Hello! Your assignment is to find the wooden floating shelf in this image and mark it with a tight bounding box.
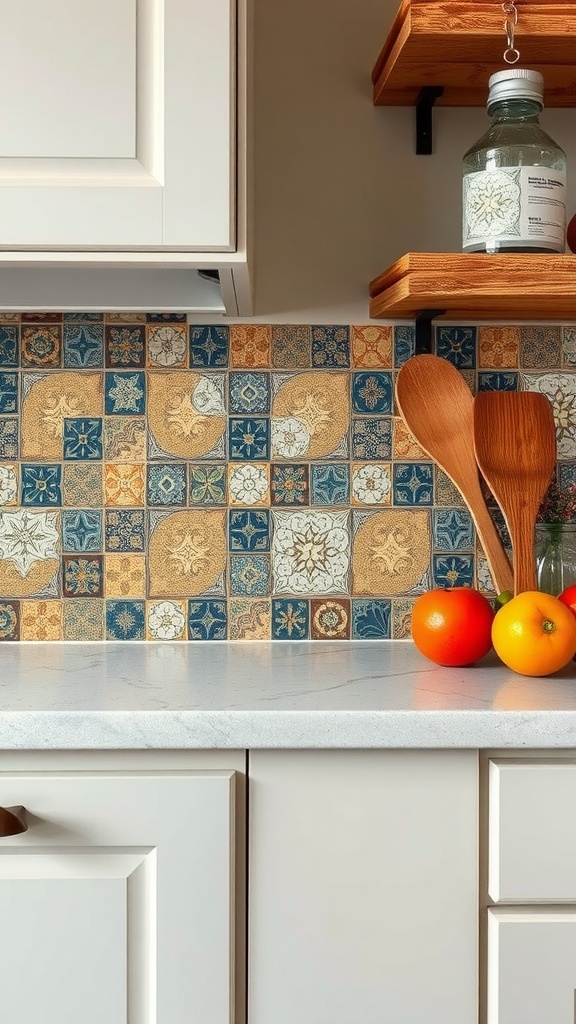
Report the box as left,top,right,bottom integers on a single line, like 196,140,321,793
373,0,576,107
369,253,576,321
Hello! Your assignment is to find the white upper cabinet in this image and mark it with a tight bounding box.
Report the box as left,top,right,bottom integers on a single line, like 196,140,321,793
0,0,235,251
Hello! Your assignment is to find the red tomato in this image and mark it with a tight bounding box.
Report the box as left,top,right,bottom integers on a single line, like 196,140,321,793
411,587,494,667
558,583,576,620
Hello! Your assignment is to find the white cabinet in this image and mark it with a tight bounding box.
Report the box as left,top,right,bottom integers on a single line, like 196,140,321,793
487,909,576,1024
249,750,479,1024
0,0,251,314
0,0,234,251
0,751,245,1024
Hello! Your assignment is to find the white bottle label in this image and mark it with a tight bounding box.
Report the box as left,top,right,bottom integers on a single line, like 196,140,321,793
463,166,566,251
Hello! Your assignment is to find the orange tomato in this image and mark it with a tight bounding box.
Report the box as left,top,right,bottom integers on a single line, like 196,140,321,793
411,587,494,667
492,591,576,677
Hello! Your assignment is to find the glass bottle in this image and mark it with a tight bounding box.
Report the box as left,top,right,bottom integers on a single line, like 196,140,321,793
463,69,567,254
535,522,576,597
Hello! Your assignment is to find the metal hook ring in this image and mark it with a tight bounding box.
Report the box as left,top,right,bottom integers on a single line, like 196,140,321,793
504,46,521,64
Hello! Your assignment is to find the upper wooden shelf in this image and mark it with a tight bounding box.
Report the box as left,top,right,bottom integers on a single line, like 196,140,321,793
372,0,576,107
369,253,576,321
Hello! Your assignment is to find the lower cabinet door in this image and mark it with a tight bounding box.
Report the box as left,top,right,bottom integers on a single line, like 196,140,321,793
0,770,237,1024
488,908,576,1023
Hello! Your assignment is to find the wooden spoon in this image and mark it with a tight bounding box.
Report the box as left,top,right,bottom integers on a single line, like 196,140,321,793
473,391,556,595
395,354,513,595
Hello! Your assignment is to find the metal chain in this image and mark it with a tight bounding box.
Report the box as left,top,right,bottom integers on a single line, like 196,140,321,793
502,1,520,64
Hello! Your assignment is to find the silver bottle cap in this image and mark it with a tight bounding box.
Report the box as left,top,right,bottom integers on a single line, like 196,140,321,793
487,69,544,109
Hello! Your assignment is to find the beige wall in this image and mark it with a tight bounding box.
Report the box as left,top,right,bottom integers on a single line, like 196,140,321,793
233,0,576,323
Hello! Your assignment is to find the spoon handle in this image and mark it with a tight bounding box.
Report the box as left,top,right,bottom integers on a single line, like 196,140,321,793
507,515,538,595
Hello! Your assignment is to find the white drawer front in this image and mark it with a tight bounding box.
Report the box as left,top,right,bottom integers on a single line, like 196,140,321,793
489,760,576,902
487,908,576,1024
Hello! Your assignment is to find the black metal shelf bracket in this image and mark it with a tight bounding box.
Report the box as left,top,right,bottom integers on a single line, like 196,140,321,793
415,86,444,154
414,309,445,354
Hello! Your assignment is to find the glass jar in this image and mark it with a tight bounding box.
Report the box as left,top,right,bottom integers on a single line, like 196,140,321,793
463,69,567,254
535,522,576,596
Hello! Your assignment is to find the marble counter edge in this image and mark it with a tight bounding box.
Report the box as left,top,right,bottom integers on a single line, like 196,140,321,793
1,708,576,749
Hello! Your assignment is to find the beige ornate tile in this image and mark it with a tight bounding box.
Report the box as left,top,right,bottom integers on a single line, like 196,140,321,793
393,417,426,460
146,599,187,640
272,372,349,459
228,464,270,506
148,509,226,597
229,598,270,639
63,599,104,640
63,464,103,507
103,417,146,462
21,371,103,460
20,599,63,640
392,597,415,639
147,371,225,460
351,463,391,505
352,509,430,596
146,324,188,368
0,464,18,506
104,554,146,597
272,509,350,595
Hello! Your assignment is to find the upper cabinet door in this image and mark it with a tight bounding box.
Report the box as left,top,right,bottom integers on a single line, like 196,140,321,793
0,0,235,250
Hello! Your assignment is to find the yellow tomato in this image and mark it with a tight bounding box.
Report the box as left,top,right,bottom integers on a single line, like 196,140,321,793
492,591,576,677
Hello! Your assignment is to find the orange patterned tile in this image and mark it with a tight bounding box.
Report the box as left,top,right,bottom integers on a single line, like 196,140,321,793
230,325,271,368
351,326,392,368
104,463,145,506
479,327,520,368
20,599,63,640
393,417,427,460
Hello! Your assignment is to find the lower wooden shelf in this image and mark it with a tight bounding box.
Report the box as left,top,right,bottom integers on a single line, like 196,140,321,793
369,253,576,321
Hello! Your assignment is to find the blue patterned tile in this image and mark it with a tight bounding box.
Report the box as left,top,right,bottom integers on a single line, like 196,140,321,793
105,509,146,552
0,418,18,459
0,600,19,640
352,599,391,639
478,371,518,392
63,555,103,597
189,464,226,505
63,418,103,460
311,326,350,368
0,327,17,367
21,464,62,506
188,599,227,639
271,464,308,505
432,508,473,550
559,462,576,491
62,509,102,552
393,463,433,506
64,313,104,322
436,327,476,368
310,463,349,505
0,373,17,413
228,417,270,460
272,599,309,639
351,417,392,459
229,372,270,413
63,323,104,368
189,325,229,367
230,554,271,596
394,325,415,367
432,554,474,588
106,599,145,640
105,372,146,415
147,464,186,506
352,372,392,414
105,324,145,367
228,509,270,551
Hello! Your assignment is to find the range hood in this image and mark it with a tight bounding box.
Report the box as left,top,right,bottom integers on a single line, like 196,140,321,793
0,264,250,315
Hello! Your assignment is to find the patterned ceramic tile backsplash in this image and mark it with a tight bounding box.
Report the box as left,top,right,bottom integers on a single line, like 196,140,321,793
0,313,571,641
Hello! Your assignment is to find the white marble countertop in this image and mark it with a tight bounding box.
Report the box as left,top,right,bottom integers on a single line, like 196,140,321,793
0,641,576,749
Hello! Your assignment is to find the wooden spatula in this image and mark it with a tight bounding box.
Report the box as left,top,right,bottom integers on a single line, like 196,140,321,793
473,391,556,595
396,354,513,595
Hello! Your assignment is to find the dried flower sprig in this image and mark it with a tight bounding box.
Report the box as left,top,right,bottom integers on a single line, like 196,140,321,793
537,478,576,524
